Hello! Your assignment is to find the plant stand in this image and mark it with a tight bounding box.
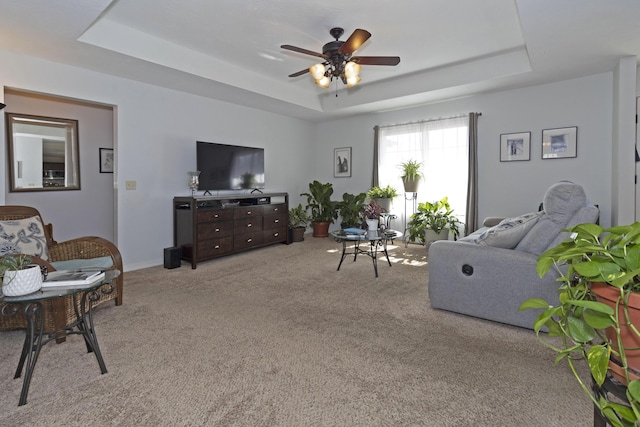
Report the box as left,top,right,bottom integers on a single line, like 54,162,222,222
403,192,417,247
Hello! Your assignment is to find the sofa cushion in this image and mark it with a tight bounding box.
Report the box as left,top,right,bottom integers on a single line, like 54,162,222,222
0,216,49,260
460,212,542,249
50,256,114,271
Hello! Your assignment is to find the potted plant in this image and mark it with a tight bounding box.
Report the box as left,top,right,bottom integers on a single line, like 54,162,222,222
367,185,398,213
301,180,338,237
338,192,367,229
407,197,461,246
288,203,310,242
0,254,43,296
361,199,386,231
520,222,640,427
399,160,423,193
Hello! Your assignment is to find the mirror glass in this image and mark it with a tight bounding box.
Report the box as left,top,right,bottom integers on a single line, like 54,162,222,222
6,113,80,192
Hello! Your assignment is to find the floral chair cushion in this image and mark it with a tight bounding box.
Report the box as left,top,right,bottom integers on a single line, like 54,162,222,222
0,216,49,260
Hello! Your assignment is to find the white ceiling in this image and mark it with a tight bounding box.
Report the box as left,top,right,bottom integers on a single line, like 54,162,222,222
2,0,640,122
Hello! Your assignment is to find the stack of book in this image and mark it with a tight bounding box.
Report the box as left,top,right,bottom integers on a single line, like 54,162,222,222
42,270,105,289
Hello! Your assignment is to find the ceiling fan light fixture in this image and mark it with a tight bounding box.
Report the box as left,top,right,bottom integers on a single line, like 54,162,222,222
344,61,361,78
346,75,361,88
315,76,331,88
309,63,326,80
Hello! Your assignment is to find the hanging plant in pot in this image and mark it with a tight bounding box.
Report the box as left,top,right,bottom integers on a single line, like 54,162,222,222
520,222,640,427
399,160,423,193
0,254,44,297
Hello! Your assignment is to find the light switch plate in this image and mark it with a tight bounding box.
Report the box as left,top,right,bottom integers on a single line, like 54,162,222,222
125,180,137,190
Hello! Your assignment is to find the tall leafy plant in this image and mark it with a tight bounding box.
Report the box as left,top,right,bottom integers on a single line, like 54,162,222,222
300,180,338,224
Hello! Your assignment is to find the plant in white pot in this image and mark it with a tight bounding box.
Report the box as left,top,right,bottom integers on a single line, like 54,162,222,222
0,254,43,296
407,197,461,246
520,222,640,427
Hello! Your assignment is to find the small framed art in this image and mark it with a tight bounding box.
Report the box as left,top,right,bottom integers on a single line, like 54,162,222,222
542,126,577,159
334,147,351,178
99,148,114,173
500,132,531,162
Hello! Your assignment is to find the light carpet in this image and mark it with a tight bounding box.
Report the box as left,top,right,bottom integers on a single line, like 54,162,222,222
0,237,591,426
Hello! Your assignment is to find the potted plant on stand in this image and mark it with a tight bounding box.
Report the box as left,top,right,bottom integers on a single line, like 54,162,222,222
301,180,338,238
367,185,398,213
407,197,461,247
288,203,310,243
399,160,423,193
338,192,367,229
0,254,44,297
520,222,640,427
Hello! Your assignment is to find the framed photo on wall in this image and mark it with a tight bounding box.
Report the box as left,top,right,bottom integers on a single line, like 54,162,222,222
500,132,531,162
542,126,577,159
99,148,114,173
334,147,351,178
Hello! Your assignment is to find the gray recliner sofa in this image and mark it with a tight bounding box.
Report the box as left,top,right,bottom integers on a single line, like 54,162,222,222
427,181,599,329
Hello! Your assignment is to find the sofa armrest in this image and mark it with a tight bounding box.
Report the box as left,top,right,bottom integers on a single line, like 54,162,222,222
482,217,504,227
427,240,559,329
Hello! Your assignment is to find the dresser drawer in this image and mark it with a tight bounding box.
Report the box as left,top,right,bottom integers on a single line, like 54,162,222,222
263,203,286,216
263,212,287,230
234,217,263,234
197,236,233,259
234,205,263,219
197,208,233,223
263,227,287,244
234,231,263,251
199,222,234,239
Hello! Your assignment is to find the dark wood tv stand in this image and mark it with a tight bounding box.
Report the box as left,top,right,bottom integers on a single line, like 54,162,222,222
173,192,289,269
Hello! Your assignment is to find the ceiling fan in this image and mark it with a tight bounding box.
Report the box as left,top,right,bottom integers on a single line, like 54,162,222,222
281,27,400,88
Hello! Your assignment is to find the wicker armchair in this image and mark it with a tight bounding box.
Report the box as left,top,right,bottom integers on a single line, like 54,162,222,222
0,206,123,338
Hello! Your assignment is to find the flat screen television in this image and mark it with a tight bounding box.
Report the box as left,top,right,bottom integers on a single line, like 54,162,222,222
196,141,265,191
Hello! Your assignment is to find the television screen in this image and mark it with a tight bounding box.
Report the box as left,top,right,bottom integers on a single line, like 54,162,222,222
196,141,265,191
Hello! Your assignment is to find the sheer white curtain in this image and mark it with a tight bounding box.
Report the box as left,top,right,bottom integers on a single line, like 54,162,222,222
376,115,469,231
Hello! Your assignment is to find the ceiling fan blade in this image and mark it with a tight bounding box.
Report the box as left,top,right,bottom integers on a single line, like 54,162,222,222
338,29,371,55
281,44,326,59
288,68,310,78
352,56,401,66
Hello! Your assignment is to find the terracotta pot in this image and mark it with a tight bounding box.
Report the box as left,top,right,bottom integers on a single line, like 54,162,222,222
591,282,640,384
311,221,330,238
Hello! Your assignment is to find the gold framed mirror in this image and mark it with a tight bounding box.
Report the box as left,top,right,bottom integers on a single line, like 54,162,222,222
6,113,80,192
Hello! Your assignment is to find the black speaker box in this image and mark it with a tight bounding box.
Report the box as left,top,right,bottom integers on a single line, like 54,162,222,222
164,247,182,269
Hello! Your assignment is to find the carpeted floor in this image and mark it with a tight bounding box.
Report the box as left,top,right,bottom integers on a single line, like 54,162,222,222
0,237,591,426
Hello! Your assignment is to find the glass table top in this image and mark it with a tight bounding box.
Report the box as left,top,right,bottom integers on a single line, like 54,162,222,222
330,229,402,241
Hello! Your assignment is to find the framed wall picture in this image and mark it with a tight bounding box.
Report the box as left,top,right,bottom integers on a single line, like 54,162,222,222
99,148,114,173
500,132,531,162
334,147,351,178
542,126,577,159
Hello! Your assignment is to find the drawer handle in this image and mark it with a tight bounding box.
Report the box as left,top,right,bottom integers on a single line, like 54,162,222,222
214,245,220,249
274,219,279,223
247,223,252,227
274,208,279,212
247,238,252,243
246,211,252,215
215,228,220,232
214,214,219,218
274,232,279,237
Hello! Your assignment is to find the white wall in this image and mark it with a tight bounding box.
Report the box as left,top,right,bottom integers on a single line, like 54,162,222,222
4,90,115,242
314,72,615,229
0,49,316,271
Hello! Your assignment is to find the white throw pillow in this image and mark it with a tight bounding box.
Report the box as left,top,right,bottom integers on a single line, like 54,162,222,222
469,212,542,249
0,216,49,260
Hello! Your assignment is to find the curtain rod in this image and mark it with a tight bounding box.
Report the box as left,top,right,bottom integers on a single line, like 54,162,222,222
376,112,481,130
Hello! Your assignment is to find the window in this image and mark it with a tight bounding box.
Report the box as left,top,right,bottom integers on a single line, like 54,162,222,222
377,115,469,226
